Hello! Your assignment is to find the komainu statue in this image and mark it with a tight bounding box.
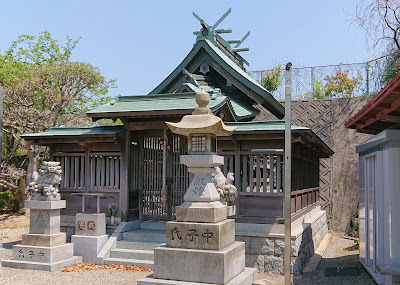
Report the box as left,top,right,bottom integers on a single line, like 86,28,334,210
27,161,62,200
212,167,238,206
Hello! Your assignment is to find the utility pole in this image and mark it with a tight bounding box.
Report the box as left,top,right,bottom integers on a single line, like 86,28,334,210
284,62,293,285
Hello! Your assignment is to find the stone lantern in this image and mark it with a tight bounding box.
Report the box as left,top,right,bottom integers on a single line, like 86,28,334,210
138,89,257,285
166,88,236,222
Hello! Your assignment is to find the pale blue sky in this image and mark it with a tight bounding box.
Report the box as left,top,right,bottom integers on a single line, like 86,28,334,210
0,1,372,97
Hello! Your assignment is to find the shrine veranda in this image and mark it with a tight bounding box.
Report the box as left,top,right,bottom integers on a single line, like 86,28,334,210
20,10,333,275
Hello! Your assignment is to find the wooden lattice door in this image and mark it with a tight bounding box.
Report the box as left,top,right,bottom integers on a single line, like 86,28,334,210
137,133,190,220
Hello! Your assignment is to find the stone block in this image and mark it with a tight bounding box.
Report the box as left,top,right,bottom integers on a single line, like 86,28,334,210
138,267,257,285
75,213,106,236
176,201,227,223
25,200,66,210
247,237,274,255
184,175,220,202
0,247,4,277
245,254,264,272
264,255,283,275
292,236,301,257
22,233,66,247
12,243,74,263
274,239,284,257
2,256,82,272
235,235,249,253
154,242,245,284
29,209,61,235
166,219,235,250
71,234,108,263
180,155,224,168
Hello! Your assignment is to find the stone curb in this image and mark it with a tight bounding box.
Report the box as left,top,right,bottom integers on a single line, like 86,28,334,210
302,233,331,273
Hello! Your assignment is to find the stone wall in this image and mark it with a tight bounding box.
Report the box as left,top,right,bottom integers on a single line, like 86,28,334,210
235,208,328,275
255,96,373,232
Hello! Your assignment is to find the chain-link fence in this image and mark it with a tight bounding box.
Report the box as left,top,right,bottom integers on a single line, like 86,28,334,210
249,54,395,99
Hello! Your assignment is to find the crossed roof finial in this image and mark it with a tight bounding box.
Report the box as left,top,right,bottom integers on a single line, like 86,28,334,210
192,8,250,66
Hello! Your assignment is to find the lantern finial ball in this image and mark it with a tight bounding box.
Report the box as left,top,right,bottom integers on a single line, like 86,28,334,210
196,88,210,108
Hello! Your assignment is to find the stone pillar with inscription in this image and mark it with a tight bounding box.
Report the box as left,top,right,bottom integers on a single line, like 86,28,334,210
71,193,108,264
3,162,82,271
138,89,257,285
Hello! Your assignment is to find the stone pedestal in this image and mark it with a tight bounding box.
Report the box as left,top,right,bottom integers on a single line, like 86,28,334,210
3,200,81,271
0,244,5,277
71,213,107,263
138,157,256,284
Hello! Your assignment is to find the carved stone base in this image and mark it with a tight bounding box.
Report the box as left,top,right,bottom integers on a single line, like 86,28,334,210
176,201,227,223
154,242,245,284
22,233,66,247
3,199,81,272
75,213,106,236
2,256,82,272
166,219,235,250
138,267,257,285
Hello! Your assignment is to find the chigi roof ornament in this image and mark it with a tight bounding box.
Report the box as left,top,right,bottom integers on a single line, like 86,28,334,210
192,8,250,67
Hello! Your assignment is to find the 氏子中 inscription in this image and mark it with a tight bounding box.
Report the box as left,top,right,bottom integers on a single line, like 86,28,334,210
202,229,213,243
171,227,182,241
187,229,198,242
17,249,45,259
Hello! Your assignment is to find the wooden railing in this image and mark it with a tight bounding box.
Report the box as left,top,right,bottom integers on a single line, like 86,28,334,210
218,151,284,194
291,187,320,215
53,152,121,192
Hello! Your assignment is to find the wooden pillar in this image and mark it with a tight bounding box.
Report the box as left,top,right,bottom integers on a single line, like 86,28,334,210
84,144,91,211
138,133,144,221
234,141,240,215
119,131,130,220
167,130,173,220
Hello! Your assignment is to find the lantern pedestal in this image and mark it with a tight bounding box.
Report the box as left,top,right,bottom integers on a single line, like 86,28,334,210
3,200,81,271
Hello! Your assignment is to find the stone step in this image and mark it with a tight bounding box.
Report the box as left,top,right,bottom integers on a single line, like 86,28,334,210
104,257,154,269
116,240,165,251
122,229,166,243
110,248,154,260
139,221,167,231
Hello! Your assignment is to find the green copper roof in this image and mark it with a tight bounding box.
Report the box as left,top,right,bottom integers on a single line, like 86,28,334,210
225,120,309,132
226,120,333,155
149,40,285,119
21,126,124,139
87,92,258,121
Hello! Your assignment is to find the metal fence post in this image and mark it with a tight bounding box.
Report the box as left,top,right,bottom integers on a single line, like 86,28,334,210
365,62,370,95
284,62,293,285
311,67,315,95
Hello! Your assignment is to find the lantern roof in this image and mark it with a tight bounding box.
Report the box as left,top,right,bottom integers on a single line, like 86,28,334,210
166,89,236,136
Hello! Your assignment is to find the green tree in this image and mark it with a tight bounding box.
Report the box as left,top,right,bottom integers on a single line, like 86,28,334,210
0,31,116,200
324,70,363,98
260,64,282,93
305,70,362,99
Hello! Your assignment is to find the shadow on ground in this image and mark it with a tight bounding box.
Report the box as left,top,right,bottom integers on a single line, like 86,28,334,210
294,237,377,285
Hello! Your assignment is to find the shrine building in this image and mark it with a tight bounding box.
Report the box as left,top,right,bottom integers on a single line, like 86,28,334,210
21,9,333,274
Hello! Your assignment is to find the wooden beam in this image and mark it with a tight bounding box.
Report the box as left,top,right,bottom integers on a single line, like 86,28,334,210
125,121,168,130
376,103,392,109
378,114,400,123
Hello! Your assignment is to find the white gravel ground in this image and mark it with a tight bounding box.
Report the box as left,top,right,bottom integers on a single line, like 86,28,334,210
0,267,150,285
